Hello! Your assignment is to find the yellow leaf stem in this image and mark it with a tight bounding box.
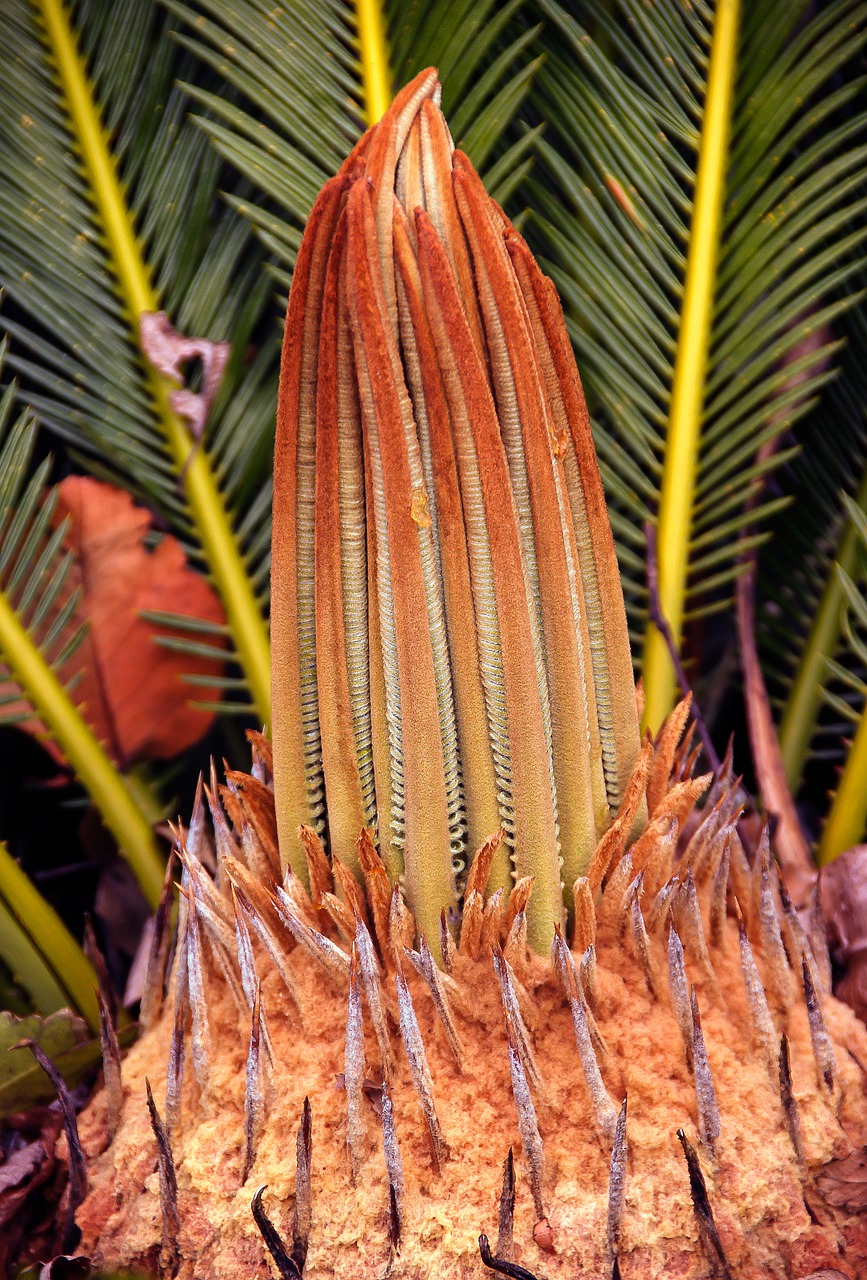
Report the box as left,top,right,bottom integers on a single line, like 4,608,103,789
38,0,271,727
779,481,867,791
641,0,740,733
0,897,69,1017
0,841,100,1032
819,704,867,864
0,590,164,910
355,0,392,125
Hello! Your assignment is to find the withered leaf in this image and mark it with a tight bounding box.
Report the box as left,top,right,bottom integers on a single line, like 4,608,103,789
139,311,230,444
734,536,815,909
0,1122,62,1276
51,477,226,765
37,1257,92,1280
0,1141,46,1197
478,1234,541,1280
23,1038,87,1250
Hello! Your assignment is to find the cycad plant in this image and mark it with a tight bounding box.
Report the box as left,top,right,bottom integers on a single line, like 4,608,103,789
3,0,867,1276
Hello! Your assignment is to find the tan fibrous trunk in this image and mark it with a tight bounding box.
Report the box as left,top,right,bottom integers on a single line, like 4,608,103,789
76,725,867,1278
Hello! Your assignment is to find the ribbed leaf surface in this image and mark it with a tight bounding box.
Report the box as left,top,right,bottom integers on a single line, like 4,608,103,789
0,352,85,728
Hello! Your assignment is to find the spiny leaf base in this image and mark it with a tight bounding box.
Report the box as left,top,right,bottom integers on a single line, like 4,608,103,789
75,723,867,1277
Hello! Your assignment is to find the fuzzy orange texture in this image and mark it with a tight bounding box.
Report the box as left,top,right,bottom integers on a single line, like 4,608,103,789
75,890,867,1280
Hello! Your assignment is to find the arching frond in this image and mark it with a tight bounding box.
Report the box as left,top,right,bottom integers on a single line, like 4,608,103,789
0,391,86,732
1,0,273,722
815,493,867,860
0,840,99,1029
527,0,867,727
755,288,867,797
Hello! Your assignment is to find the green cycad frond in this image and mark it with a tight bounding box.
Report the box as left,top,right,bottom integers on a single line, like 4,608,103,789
0,347,164,907
1,0,272,722
164,0,358,290
0,0,546,773
814,493,867,860
756,292,867,851
167,0,542,290
528,0,867,728
758,292,867,795
0,363,86,729
388,0,544,195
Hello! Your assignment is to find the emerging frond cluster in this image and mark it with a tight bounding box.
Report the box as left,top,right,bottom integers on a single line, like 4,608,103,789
67,59,867,1280
270,72,642,952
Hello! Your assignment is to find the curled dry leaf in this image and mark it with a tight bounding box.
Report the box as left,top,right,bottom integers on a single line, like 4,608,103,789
139,311,230,444
0,477,227,765
51,476,225,766
820,845,867,1023
816,1147,867,1212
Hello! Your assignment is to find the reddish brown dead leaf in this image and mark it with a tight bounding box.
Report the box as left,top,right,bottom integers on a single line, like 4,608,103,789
733,324,834,910
0,1137,56,1264
46,477,226,765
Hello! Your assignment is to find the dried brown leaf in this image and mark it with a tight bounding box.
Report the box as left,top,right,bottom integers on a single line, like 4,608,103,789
139,310,229,443
735,491,816,910
38,477,226,765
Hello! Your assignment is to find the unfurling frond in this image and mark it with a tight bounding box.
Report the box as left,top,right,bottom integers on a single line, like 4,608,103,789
271,72,641,952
